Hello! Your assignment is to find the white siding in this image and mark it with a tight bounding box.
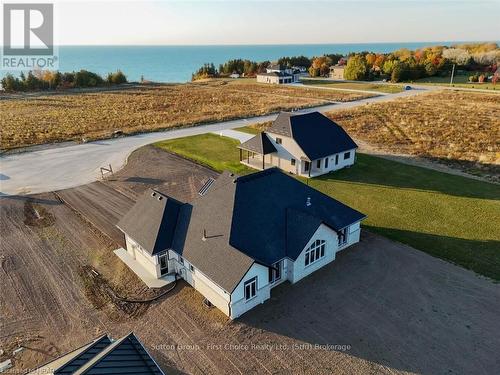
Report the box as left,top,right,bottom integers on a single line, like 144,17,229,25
230,263,271,319
125,235,160,278
307,148,356,177
291,224,338,284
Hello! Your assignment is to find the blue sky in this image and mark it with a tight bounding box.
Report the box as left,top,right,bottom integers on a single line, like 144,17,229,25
56,1,500,45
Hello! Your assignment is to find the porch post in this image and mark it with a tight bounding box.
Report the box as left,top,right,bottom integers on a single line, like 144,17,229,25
308,161,311,178
247,150,250,163
262,154,265,170
239,148,242,162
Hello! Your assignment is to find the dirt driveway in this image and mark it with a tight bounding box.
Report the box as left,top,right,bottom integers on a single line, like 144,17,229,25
1,146,499,374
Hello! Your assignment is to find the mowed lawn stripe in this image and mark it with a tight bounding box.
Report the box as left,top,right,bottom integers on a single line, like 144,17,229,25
154,134,500,280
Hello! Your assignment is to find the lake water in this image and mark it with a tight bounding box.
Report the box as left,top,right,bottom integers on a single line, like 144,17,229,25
3,42,462,83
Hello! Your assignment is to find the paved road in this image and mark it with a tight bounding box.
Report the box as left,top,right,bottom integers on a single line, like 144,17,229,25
0,87,433,196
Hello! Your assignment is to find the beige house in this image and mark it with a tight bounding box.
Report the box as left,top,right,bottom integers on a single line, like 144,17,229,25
329,65,346,79
238,111,357,178
115,169,365,319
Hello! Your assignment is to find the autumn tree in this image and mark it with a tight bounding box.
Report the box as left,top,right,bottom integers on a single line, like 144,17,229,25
344,55,368,80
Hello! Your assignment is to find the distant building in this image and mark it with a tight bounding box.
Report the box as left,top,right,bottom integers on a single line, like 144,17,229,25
329,65,346,80
256,63,300,84
229,72,240,79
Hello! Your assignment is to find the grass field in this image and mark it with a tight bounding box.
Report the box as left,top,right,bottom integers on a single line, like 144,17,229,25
0,80,373,151
155,133,255,175
412,74,499,90
301,79,404,93
327,90,500,180
154,134,500,281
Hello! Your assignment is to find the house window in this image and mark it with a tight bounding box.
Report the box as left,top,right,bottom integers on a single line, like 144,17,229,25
305,239,326,266
324,158,329,168
276,138,282,144
291,158,296,166
335,155,339,165
338,228,348,246
344,151,351,160
244,277,257,301
304,161,310,172
159,253,169,276
190,264,195,272
179,257,184,265
268,261,282,283
316,159,321,168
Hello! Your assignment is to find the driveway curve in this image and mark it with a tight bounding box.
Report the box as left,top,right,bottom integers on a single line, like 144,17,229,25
0,87,433,195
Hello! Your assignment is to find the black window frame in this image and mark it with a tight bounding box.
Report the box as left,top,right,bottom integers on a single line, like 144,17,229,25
291,158,296,166
325,158,329,168
244,277,257,301
335,154,339,165
316,159,321,168
344,151,351,160
305,240,326,267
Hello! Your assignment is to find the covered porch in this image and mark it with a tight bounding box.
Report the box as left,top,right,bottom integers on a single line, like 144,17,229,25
237,132,277,171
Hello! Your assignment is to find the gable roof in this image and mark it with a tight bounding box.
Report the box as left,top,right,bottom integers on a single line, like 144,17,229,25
117,189,183,255
74,333,163,375
29,333,164,375
267,112,358,160
238,132,277,155
117,170,365,294
172,172,256,292
172,169,365,292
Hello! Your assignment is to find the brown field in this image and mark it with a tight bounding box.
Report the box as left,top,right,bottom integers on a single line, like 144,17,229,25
2,146,500,374
0,80,372,150
327,91,500,178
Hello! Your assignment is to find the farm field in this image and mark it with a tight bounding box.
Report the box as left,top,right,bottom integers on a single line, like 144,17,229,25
2,145,500,375
301,79,404,93
0,80,373,151
327,90,500,180
154,134,500,280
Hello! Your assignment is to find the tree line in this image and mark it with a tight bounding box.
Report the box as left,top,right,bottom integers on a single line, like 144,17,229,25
192,42,499,83
1,69,127,92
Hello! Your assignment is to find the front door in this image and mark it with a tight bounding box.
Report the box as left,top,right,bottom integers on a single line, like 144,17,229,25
159,253,169,276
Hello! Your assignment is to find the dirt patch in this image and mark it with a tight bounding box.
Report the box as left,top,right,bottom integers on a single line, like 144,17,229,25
103,145,219,202
23,199,56,227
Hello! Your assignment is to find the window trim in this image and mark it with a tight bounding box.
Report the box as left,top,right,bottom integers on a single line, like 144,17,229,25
244,276,257,301
291,158,296,166
344,151,351,160
338,227,349,246
304,239,326,267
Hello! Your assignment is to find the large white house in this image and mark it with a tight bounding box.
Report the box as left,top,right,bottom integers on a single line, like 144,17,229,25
116,168,365,319
256,63,301,84
238,111,358,177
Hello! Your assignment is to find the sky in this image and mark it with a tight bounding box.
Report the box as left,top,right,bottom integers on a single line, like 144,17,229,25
50,0,500,45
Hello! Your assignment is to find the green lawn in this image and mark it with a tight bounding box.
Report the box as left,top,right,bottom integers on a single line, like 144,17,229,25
154,134,500,280
301,79,404,93
412,74,499,90
154,133,255,175
234,126,261,135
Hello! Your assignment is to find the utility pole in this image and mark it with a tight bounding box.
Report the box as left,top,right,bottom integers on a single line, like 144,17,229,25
450,64,456,86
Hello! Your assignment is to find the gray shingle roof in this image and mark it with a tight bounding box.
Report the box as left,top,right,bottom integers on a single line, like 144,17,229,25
267,112,358,160
257,71,292,77
172,169,365,291
238,133,277,154
172,172,255,292
117,189,183,255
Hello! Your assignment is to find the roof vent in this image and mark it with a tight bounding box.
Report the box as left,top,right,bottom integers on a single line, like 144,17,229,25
198,178,215,196
151,192,156,197
158,196,163,201
306,197,311,207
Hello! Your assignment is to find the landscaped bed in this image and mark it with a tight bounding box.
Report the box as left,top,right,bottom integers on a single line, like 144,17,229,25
154,133,500,281
0,79,373,150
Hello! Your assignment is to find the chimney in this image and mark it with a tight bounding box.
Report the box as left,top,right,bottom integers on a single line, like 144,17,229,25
306,197,311,207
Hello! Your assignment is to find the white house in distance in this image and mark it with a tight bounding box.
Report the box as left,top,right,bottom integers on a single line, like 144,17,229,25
256,63,301,84
116,168,365,319
238,111,358,178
